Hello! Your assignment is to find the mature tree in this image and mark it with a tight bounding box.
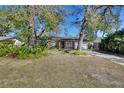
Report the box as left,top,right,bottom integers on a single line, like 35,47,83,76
0,7,30,37
94,6,122,37
113,14,121,32
76,5,122,50
1,6,64,46
16,6,64,46
0,10,12,36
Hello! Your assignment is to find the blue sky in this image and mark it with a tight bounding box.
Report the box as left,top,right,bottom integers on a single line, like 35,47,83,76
0,5,124,37
60,6,124,37
59,5,83,37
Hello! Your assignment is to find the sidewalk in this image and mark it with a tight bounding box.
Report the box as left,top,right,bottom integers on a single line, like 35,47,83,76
91,51,124,65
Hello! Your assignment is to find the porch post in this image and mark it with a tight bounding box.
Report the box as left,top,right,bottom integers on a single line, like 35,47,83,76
58,41,61,49
64,41,66,49
73,41,75,49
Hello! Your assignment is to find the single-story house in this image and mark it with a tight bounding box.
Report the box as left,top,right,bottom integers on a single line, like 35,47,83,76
0,36,89,50
38,31,89,50
0,36,102,50
48,36,89,50
0,36,24,46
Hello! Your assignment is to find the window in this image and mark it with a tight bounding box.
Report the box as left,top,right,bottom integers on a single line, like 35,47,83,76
65,41,73,49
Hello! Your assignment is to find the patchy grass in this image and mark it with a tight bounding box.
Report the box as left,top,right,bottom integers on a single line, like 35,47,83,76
69,50,89,56
0,51,124,87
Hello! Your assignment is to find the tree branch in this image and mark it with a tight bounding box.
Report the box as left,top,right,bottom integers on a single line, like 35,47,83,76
37,29,46,38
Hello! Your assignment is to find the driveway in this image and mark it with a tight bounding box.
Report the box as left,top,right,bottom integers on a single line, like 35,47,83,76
91,51,124,65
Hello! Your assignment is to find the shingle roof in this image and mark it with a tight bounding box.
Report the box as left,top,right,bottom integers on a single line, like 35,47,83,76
50,35,78,39
50,36,89,41
0,36,15,41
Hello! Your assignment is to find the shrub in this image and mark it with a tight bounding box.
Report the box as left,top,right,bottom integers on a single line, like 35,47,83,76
0,40,14,57
17,44,48,59
17,45,31,59
88,43,93,50
69,50,88,56
0,40,48,59
100,29,124,54
29,44,48,59
0,40,13,45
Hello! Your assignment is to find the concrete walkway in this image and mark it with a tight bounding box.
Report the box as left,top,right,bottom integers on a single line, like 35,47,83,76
91,51,124,65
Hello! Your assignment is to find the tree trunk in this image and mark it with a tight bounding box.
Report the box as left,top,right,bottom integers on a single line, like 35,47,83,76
77,6,88,51
27,6,37,46
37,29,46,39
102,31,105,38
77,30,85,51
77,17,87,51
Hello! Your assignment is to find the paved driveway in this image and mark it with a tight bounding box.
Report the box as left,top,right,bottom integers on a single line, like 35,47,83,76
91,51,124,65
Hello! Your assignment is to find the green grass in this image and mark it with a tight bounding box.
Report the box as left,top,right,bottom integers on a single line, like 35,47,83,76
69,50,89,56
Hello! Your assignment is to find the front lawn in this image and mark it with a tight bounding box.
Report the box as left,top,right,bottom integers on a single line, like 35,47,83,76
0,51,124,87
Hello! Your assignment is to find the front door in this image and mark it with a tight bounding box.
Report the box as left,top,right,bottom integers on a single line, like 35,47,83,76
61,41,65,48
65,41,74,49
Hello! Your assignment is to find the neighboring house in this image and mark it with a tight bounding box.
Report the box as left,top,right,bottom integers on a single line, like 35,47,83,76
0,36,24,46
12,39,24,46
48,36,89,50
0,36,15,41
93,38,102,50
